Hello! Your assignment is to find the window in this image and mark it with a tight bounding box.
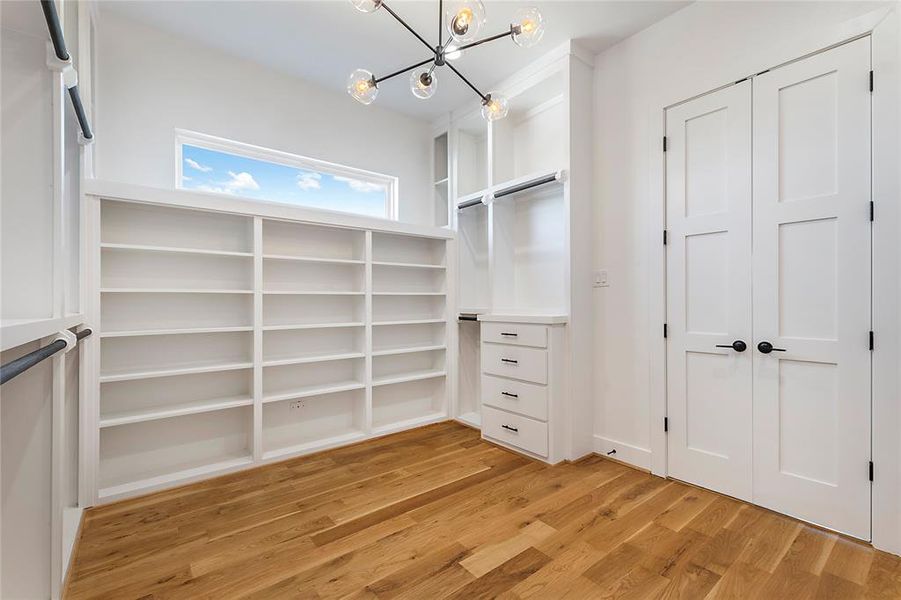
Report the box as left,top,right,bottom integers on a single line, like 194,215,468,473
176,130,397,219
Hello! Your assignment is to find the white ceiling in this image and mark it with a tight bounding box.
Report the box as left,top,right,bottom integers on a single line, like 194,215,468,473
99,0,689,121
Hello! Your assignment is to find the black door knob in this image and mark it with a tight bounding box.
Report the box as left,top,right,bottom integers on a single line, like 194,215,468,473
757,341,786,354
716,340,747,352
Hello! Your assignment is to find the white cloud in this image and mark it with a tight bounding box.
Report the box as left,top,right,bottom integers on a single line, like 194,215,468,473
195,184,234,195
182,175,193,181
296,171,322,191
226,171,259,191
334,175,384,194
185,158,213,172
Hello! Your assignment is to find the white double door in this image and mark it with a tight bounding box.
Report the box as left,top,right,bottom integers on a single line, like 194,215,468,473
665,37,872,539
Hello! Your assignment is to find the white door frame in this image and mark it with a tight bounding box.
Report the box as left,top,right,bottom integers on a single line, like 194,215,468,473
647,8,901,554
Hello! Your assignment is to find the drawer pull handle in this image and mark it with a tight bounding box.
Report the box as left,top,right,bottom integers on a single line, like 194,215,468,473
501,358,519,364
501,391,519,398
501,332,518,337
502,424,519,433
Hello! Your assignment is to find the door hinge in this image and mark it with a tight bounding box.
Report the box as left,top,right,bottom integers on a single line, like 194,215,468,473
663,323,668,338
663,230,668,245
869,331,874,351
869,70,874,93
664,417,669,433
870,201,875,222
869,461,874,482
663,136,668,152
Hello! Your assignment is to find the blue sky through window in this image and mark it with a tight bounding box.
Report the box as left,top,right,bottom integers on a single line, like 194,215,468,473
180,144,389,218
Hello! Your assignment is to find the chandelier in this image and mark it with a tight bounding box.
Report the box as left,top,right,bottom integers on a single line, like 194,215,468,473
347,0,545,121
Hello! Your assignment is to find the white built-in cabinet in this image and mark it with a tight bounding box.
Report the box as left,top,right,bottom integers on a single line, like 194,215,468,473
85,187,452,502
438,42,595,463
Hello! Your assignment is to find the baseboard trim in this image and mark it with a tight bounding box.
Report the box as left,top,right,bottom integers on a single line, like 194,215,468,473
593,435,652,471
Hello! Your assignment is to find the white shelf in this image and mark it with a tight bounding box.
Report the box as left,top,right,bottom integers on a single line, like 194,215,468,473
373,319,446,326
261,431,367,462
99,361,253,383
262,352,365,368
100,396,254,428
372,344,446,357
372,291,446,296
101,242,253,258
98,454,253,501
262,322,364,331
372,260,446,270
262,381,366,404
456,412,482,429
101,326,254,338
263,254,365,265
262,290,365,296
100,288,254,294
372,369,447,387
477,313,568,324
371,412,447,436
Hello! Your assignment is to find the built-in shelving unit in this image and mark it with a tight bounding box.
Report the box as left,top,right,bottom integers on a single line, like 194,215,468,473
433,132,450,228
442,42,593,455
91,195,452,502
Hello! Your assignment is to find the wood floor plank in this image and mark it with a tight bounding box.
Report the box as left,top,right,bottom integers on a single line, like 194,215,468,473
64,422,901,600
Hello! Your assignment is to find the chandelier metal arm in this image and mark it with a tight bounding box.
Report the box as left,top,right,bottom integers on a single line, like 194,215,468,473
380,2,438,57
438,0,443,48
444,60,489,103
457,26,516,52
374,56,436,85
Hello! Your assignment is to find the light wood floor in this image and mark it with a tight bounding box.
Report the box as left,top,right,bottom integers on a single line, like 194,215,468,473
66,422,901,599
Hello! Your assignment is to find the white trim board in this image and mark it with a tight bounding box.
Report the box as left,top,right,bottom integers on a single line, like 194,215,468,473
592,435,652,471
83,179,454,240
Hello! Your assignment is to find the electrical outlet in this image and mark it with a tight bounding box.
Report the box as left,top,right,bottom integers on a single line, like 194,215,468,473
593,269,609,288
289,400,305,410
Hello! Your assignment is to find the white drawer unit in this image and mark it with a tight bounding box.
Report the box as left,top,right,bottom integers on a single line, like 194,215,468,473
472,317,568,464
482,406,549,458
481,374,548,421
481,322,548,348
480,343,548,384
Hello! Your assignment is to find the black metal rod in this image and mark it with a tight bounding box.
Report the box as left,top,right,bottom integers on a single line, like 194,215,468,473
381,2,436,56
457,196,484,209
458,28,514,52
438,0,443,48
458,314,478,321
0,328,92,386
444,61,488,102
494,173,560,199
374,56,435,84
40,0,94,140
68,86,94,140
40,0,69,60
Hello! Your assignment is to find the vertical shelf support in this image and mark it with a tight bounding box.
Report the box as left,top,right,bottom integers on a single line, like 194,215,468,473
364,231,374,434
252,217,264,460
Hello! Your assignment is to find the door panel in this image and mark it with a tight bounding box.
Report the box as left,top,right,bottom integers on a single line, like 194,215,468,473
666,81,753,501
752,37,871,540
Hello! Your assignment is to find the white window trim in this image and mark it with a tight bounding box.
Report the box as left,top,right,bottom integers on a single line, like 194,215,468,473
174,129,399,221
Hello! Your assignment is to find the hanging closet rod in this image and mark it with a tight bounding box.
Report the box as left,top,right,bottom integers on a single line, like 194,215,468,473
0,328,92,385
457,171,563,211
458,314,479,321
40,0,94,141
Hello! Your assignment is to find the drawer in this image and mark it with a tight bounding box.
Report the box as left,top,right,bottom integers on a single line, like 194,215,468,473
482,406,548,457
481,322,547,348
481,374,548,421
481,343,547,384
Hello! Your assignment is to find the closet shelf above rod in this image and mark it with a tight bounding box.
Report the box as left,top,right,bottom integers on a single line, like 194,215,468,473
456,170,565,210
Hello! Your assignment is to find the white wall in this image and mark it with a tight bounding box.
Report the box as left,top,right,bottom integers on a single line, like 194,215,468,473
591,0,899,549
94,11,436,225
